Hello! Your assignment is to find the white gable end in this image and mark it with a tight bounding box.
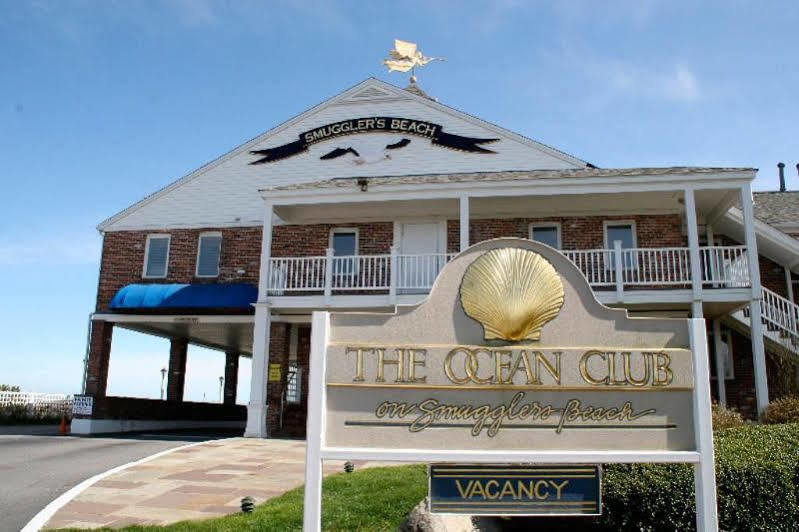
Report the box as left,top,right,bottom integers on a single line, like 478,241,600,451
100,79,586,231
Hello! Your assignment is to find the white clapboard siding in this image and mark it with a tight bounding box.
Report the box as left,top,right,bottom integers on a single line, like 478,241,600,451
100,79,585,232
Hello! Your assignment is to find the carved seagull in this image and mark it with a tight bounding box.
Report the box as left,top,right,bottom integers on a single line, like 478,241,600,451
320,138,411,165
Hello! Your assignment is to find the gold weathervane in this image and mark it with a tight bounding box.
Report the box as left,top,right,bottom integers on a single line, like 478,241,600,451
460,248,565,342
383,39,444,82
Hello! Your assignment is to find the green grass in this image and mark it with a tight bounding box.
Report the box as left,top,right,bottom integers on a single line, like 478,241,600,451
55,465,427,532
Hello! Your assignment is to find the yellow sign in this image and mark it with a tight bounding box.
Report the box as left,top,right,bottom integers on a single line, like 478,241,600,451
268,363,281,382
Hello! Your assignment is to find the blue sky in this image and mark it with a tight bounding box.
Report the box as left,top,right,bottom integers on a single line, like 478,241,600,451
1,1,797,399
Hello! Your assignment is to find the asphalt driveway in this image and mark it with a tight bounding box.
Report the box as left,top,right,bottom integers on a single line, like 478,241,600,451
0,426,237,532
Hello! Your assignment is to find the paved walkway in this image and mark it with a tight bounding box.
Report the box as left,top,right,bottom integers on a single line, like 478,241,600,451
1,429,216,532
43,438,390,529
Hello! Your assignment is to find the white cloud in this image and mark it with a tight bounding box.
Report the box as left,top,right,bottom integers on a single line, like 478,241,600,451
165,0,218,27
663,65,700,102
550,45,702,103
0,232,101,266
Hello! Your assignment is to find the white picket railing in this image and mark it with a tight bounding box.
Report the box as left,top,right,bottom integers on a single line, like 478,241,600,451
266,246,750,296
700,246,749,288
0,392,73,415
561,250,615,286
761,287,799,343
621,247,692,286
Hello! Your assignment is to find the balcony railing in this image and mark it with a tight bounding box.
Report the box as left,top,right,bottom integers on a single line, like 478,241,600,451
266,246,750,298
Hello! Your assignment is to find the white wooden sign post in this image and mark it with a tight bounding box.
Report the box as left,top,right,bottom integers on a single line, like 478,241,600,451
303,239,718,531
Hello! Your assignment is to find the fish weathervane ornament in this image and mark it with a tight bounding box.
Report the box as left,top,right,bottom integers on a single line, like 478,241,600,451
383,39,444,79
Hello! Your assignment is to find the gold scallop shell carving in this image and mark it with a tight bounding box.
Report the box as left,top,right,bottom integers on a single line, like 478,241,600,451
460,248,564,341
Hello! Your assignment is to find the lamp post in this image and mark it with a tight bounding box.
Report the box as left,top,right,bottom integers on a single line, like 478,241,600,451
160,367,167,400
219,376,224,403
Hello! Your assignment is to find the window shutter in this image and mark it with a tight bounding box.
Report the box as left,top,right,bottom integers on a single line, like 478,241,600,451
145,237,169,277
197,235,222,277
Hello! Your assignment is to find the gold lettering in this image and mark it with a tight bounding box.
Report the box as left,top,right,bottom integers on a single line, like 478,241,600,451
455,479,472,498
652,351,673,386
500,480,517,500
484,480,500,499
494,350,512,384
470,480,487,499
346,346,372,382
580,350,609,385
623,352,650,386
470,349,493,384
608,352,628,385
517,480,533,499
510,350,537,384
536,351,561,384
550,480,569,499
377,348,406,383
534,480,550,499
444,348,470,385
408,349,427,383
390,118,401,129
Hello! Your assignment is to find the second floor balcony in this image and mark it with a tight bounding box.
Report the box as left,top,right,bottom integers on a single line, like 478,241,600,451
265,244,751,310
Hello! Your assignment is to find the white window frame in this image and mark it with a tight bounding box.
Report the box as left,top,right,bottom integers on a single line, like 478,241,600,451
602,220,638,249
142,234,170,279
603,220,638,271
329,227,359,277
195,231,222,278
529,222,562,250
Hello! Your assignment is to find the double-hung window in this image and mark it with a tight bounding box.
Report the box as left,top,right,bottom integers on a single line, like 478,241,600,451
330,228,358,279
529,223,562,249
196,233,222,277
604,221,637,270
143,234,170,278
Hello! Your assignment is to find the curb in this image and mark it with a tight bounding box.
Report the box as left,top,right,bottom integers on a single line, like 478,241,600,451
21,437,230,532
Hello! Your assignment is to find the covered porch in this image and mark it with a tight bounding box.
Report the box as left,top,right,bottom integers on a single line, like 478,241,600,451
74,284,257,435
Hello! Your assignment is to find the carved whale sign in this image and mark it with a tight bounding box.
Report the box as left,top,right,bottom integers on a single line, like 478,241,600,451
303,238,718,528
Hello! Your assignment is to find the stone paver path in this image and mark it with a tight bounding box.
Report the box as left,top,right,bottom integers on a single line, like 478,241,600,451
44,438,391,529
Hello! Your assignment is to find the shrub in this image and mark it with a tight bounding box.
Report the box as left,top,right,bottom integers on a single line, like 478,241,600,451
762,395,799,425
582,423,799,531
498,423,799,531
0,384,20,392
711,402,745,431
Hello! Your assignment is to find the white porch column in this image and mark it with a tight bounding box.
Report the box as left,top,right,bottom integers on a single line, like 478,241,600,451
684,189,703,318
712,319,727,407
740,183,769,414
245,202,275,438
459,195,469,252
245,304,271,437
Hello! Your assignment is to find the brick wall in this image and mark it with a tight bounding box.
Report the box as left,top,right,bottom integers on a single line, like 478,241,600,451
265,324,311,438
271,222,393,257
447,214,684,253
97,227,262,311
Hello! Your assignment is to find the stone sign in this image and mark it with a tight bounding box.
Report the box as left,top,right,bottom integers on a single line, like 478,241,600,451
303,239,717,530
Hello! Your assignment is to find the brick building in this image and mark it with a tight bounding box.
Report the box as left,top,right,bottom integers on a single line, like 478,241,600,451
74,79,799,435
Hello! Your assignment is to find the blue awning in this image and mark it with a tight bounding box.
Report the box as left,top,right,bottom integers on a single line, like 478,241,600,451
109,283,257,310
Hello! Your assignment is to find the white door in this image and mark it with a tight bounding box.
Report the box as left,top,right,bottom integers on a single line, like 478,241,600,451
398,222,445,293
